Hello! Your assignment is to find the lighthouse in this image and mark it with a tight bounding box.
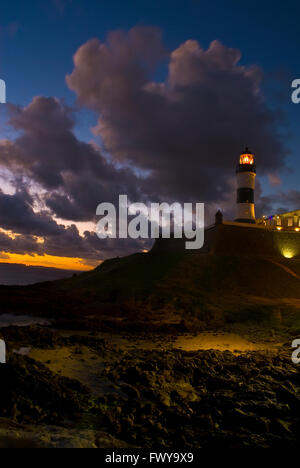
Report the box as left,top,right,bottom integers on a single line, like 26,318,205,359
235,148,256,224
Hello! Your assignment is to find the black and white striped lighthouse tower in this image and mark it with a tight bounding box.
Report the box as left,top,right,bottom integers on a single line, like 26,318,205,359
235,147,256,224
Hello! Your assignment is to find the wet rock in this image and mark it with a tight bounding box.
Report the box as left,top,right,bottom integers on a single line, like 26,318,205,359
194,414,214,431
1,326,59,349
0,354,88,425
98,346,300,447
1,328,300,448
120,384,141,400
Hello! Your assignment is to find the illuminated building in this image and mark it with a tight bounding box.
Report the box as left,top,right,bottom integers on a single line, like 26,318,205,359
257,210,300,231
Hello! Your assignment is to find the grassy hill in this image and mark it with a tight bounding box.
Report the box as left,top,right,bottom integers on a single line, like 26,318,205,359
1,249,300,331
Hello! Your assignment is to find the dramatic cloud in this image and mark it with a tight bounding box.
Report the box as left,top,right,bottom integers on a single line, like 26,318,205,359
0,189,63,236
0,26,291,263
0,96,142,221
268,173,282,187
67,27,288,205
275,190,300,212
0,201,149,262
0,97,149,259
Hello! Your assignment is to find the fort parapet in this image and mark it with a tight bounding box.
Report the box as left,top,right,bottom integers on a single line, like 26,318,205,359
151,221,300,259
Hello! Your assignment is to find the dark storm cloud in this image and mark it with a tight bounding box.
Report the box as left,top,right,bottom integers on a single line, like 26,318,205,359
0,26,290,261
0,96,142,221
254,181,274,218
0,189,63,236
0,190,95,258
0,231,40,256
269,190,300,214
67,27,288,203
0,95,150,258
278,190,300,208
0,211,149,261
42,228,150,260
0,94,150,263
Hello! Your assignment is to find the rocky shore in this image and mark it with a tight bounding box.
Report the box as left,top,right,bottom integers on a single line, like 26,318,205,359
0,325,299,448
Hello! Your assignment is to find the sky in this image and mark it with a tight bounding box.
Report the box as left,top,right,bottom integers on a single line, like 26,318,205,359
0,0,300,270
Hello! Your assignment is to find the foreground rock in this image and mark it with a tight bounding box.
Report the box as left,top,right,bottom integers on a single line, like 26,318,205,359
0,354,88,424
1,326,300,448
102,347,300,448
0,419,129,448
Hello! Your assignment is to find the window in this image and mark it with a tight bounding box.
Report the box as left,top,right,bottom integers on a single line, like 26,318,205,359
288,218,293,227
277,218,282,226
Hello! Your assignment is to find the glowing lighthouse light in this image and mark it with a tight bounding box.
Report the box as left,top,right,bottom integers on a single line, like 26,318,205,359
235,147,256,224
240,152,254,165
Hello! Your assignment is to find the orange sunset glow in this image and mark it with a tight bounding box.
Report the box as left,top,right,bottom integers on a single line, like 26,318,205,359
0,253,98,271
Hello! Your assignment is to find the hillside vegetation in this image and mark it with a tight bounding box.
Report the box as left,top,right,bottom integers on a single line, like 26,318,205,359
1,250,300,331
